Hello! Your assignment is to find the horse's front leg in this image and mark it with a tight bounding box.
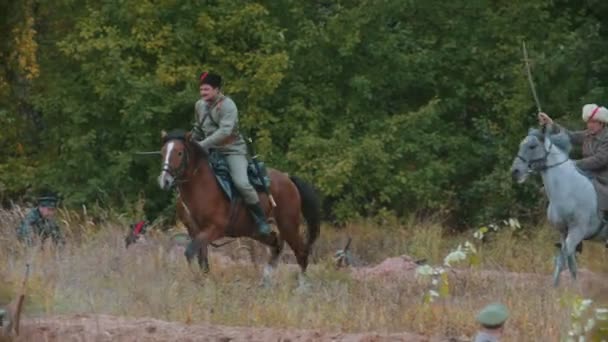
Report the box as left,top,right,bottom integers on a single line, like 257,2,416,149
185,229,213,273
184,238,198,263
197,240,210,273
553,234,567,287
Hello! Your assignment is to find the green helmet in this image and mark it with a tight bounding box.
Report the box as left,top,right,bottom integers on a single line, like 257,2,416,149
476,303,509,327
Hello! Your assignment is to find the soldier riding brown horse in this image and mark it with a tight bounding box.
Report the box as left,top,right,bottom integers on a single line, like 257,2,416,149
158,129,321,286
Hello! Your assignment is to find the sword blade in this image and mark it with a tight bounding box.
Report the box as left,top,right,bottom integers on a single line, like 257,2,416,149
522,41,542,113
134,151,162,155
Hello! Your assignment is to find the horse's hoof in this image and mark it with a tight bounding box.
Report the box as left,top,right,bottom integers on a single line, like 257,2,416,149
258,276,272,289
184,251,196,261
259,277,272,289
295,281,311,294
258,264,274,288
294,273,311,293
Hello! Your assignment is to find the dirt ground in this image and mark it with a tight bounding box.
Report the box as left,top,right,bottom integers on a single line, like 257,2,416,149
15,313,451,342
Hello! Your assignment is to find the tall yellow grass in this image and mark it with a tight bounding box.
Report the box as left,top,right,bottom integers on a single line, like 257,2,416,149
1,207,607,341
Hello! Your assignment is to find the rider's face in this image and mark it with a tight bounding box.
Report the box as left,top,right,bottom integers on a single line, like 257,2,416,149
586,119,604,135
39,206,55,218
200,84,219,102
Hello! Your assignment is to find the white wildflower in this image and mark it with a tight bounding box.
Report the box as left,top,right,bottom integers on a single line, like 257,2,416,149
508,218,521,229
581,299,593,311
572,299,593,319
416,265,434,276
464,241,477,254
570,322,582,336
444,248,467,267
429,289,439,298
595,308,608,320
584,318,596,333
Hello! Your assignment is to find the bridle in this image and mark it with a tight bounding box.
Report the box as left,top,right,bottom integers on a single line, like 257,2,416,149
161,139,190,184
517,135,568,172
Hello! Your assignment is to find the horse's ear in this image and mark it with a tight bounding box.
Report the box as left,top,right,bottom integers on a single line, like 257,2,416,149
185,131,192,142
161,130,167,141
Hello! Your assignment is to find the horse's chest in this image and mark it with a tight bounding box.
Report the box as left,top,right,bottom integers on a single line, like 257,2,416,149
547,202,573,229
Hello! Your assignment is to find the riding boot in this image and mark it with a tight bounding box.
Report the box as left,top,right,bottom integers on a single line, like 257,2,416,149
247,202,271,236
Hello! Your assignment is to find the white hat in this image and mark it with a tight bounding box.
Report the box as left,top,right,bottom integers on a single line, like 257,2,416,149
582,104,608,123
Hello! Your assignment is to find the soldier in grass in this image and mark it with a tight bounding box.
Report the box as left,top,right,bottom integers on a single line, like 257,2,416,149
16,191,64,246
473,303,509,342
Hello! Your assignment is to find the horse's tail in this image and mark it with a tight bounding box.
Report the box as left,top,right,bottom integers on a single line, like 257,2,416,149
289,175,321,252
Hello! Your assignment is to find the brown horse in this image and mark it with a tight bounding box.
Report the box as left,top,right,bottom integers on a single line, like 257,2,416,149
157,129,321,285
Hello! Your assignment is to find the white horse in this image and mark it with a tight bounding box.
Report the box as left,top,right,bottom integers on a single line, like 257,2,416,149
511,127,608,286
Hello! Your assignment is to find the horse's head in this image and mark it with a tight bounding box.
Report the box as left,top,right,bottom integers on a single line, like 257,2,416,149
125,220,147,248
511,127,572,183
158,129,196,190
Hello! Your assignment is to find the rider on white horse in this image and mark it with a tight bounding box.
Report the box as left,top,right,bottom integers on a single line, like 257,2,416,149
539,104,608,230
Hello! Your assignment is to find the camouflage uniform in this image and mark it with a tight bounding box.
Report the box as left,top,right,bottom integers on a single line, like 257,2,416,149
17,208,64,246
16,196,64,246
192,72,270,236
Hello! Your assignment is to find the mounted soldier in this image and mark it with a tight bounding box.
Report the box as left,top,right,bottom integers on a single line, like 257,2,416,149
190,71,271,236
16,191,64,246
538,104,608,222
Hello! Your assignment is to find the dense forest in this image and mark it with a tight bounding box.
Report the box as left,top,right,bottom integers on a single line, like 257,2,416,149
1,0,607,227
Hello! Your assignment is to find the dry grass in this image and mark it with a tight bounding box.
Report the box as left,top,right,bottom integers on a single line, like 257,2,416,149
1,207,607,341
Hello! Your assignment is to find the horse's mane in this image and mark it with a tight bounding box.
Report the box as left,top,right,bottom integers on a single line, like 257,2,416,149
164,129,189,142
527,127,572,155
163,129,208,159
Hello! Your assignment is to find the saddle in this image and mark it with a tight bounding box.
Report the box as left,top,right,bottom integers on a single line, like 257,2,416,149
208,150,271,202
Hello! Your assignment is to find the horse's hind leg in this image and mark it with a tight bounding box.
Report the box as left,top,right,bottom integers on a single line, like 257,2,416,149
276,221,311,291
564,228,586,282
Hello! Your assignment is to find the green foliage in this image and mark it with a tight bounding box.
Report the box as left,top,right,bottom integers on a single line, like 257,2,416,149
0,0,607,226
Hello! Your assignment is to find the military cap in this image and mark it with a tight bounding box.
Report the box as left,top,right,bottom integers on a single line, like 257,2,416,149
476,303,509,327
199,71,222,88
37,191,59,208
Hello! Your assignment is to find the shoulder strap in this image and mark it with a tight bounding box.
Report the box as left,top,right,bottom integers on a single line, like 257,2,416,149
203,96,227,127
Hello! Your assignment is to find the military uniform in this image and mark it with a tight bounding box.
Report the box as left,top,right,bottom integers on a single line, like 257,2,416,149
473,303,509,342
547,105,608,215
16,195,64,246
192,72,270,235
555,125,608,212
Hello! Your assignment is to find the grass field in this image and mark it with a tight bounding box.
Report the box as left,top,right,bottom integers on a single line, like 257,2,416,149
1,207,607,341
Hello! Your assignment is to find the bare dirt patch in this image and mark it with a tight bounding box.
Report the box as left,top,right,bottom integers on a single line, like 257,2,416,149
16,314,440,342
